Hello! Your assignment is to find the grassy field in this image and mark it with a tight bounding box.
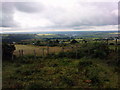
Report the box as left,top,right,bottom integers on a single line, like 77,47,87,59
14,43,120,57
14,45,63,56
3,57,118,89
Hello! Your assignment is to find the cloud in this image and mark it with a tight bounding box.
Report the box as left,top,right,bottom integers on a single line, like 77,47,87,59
15,2,44,13
0,1,118,32
46,2,118,27
1,2,18,27
1,2,44,28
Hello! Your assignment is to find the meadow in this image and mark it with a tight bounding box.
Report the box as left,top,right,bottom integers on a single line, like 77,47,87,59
14,45,62,56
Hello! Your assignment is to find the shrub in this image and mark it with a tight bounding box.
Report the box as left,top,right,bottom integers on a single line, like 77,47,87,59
56,42,110,59
78,42,110,59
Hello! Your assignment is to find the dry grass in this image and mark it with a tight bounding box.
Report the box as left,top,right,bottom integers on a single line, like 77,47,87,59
14,45,64,56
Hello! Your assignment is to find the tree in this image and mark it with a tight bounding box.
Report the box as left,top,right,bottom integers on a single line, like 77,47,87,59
70,39,78,44
55,39,59,44
2,43,16,60
35,40,41,46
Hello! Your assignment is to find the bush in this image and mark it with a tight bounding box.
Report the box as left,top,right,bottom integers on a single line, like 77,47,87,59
78,42,110,59
56,42,110,59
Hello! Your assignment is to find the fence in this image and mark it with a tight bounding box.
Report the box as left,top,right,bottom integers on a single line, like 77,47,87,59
12,39,119,60
13,45,81,59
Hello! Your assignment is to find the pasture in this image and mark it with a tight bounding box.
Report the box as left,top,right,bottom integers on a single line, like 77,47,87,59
13,44,75,57
14,45,62,56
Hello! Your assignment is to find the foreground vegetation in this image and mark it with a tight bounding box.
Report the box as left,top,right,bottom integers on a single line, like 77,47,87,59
2,41,120,89
3,57,119,89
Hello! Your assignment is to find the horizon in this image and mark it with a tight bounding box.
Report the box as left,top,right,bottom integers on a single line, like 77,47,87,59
1,30,119,34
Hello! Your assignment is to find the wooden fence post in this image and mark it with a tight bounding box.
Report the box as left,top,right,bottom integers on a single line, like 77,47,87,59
53,47,55,54
19,50,21,57
62,46,64,53
47,46,49,55
106,39,109,45
33,50,36,59
42,48,45,57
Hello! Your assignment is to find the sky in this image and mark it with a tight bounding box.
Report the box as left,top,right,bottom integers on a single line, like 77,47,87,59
0,0,119,33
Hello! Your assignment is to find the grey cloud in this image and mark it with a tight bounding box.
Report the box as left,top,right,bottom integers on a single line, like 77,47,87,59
1,2,17,27
15,2,44,13
1,2,44,27
48,2,118,28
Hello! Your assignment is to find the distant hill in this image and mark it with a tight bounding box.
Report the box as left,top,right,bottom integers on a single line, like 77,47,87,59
2,31,119,43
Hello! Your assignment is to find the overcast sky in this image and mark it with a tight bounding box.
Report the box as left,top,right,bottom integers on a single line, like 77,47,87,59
0,0,119,33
